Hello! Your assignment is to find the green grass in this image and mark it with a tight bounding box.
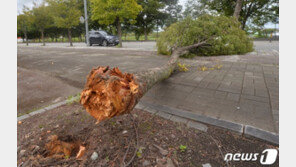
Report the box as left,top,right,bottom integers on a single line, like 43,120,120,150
66,93,81,105
20,32,159,43
122,32,159,41
25,37,85,43
179,145,187,152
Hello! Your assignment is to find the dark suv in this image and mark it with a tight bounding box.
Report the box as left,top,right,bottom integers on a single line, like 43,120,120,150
88,30,119,46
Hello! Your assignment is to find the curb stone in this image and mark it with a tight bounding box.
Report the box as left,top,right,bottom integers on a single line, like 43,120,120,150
140,100,279,145
143,106,158,114
244,125,279,145
170,115,188,124
141,101,243,134
156,111,172,119
187,121,208,132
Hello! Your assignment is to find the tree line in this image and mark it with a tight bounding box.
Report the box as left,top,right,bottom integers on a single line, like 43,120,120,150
17,0,278,47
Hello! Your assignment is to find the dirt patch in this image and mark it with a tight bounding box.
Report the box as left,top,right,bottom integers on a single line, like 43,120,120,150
17,103,278,167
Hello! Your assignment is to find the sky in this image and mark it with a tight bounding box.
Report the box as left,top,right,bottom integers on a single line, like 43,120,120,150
17,0,188,12
17,0,277,28
17,0,43,14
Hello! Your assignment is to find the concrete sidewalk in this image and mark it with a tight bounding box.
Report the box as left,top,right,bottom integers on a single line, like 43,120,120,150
17,41,279,136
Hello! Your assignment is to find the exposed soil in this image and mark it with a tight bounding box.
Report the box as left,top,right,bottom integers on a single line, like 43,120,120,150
17,103,278,167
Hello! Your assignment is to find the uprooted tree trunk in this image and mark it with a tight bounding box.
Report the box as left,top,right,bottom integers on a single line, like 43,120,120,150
80,41,207,123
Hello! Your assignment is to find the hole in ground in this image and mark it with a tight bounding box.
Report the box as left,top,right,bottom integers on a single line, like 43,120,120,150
43,135,84,159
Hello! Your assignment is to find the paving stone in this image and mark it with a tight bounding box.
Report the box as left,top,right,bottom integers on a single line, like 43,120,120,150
240,99,270,109
271,103,279,111
199,81,209,88
240,95,269,103
187,121,208,132
221,81,231,86
272,110,279,133
218,85,241,94
245,72,253,76
255,89,269,97
242,87,255,95
193,76,203,82
214,91,227,99
173,84,195,93
190,88,215,98
226,93,240,102
207,82,220,89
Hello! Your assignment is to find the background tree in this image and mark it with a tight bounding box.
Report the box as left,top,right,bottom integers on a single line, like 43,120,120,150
160,0,183,27
47,0,82,46
183,0,208,19
17,11,31,46
133,0,164,40
29,2,53,46
195,0,279,30
90,0,142,47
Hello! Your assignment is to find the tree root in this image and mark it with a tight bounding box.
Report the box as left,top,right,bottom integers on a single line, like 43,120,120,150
122,114,139,167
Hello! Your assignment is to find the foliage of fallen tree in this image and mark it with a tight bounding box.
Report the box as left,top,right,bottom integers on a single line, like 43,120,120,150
157,15,253,57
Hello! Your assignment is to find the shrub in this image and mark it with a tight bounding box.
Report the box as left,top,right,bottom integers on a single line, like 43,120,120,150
156,15,253,57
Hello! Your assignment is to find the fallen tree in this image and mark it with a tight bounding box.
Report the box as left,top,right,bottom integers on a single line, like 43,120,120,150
80,41,207,123
157,15,253,57
80,15,253,123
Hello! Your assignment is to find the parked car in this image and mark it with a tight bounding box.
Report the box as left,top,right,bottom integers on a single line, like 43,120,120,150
88,30,119,46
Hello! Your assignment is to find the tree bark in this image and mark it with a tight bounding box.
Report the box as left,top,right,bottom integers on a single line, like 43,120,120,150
241,1,253,30
144,28,148,41
41,29,45,46
68,28,73,46
233,0,243,20
116,18,122,47
80,41,207,123
79,35,82,42
24,31,28,46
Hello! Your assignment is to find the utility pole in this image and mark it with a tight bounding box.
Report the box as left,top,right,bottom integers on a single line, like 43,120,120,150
84,0,90,46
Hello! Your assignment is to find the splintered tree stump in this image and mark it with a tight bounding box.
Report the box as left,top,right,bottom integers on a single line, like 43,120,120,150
80,42,207,123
